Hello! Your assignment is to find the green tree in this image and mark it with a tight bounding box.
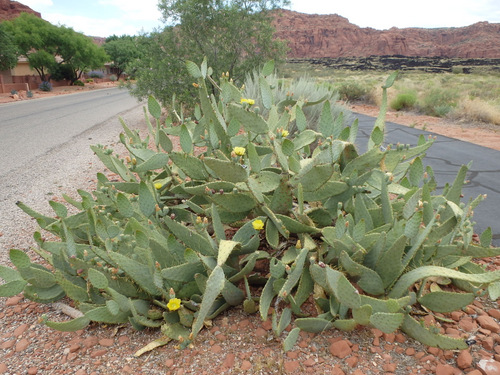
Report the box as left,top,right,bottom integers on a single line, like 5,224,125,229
129,0,289,106
127,29,191,106
4,13,59,81
4,13,108,84
103,35,142,80
55,27,109,84
0,22,19,71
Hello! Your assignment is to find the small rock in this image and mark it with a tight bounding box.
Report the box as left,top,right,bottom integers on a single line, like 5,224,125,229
488,309,500,320
241,360,252,370
345,355,358,368
27,367,38,375
0,363,8,374
210,344,222,353
1,339,16,350
99,338,114,347
165,359,174,367
90,349,107,358
83,336,99,348
5,296,23,306
477,359,500,375
477,315,500,333
15,338,29,352
222,353,235,369
329,339,352,359
283,360,300,373
459,317,477,332
456,350,473,369
118,336,130,345
255,327,267,337
435,363,455,375
13,323,29,337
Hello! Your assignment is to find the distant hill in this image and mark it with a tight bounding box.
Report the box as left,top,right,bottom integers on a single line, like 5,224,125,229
272,9,500,59
0,0,40,21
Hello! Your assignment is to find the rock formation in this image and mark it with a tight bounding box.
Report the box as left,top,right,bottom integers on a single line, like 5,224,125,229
0,0,41,21
272,9,500,59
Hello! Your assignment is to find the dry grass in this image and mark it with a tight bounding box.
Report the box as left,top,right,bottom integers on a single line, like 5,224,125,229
452,98,500,125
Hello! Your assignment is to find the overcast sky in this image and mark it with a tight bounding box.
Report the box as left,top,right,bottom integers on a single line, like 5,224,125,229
19,0,500,37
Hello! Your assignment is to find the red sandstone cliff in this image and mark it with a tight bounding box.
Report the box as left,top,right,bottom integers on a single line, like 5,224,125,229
0,0,40,21
272,9,500,59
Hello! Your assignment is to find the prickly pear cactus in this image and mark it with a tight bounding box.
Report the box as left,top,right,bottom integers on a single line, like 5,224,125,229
2,59,500,354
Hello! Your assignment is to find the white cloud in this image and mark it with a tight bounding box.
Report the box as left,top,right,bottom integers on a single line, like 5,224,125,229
18,0,53,8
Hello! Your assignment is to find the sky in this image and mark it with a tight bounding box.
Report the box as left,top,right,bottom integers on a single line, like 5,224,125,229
19,0,500,37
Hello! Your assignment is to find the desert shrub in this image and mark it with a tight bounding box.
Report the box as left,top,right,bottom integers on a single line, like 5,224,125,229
243,71,352,134
74,80,85,87
10,89,18,95
27,90,33,98
88,70,104,79
452,66,464,74
86,79,94,84
419,88,458,117
2,61,499,355
109,74,118,82
390,91,417,111
452,98,500,125
337,81,369,101
38,81,53,92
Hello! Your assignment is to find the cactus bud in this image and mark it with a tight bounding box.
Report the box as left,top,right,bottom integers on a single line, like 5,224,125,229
219,189,224,195
192,83,199,88
203,217,209,225
155,204,161,212
170,213,176,220
296,240,302,249
318,261,326,268
196,216,203,224
132,158,137,165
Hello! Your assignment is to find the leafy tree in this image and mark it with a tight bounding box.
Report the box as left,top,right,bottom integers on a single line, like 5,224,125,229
129,0,290,105
3,13,59,81
55,27,109,84
4,13,108,84
103,35,142,80
127,30,191,106
0,22,18,71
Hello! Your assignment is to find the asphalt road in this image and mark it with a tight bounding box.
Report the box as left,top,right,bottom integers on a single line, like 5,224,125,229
354,113,500,246
0,87,140,177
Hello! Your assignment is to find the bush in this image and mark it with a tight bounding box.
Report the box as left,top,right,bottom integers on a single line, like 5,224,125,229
27,90,33,98
337,81,369,101
3,61,499,354
390,91,417,111
74,80,85,87
419,88,458,117
86,79,94,84
10,89,18,95
38,81,53,92
109,74,117,82
88,70,104,79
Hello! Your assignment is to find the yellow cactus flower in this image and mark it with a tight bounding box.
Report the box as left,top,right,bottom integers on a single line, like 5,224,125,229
281,130,289,137
252,219,264,231
233,146,246,156
154,182,163,190
167,298,181,311
240,98,255,106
